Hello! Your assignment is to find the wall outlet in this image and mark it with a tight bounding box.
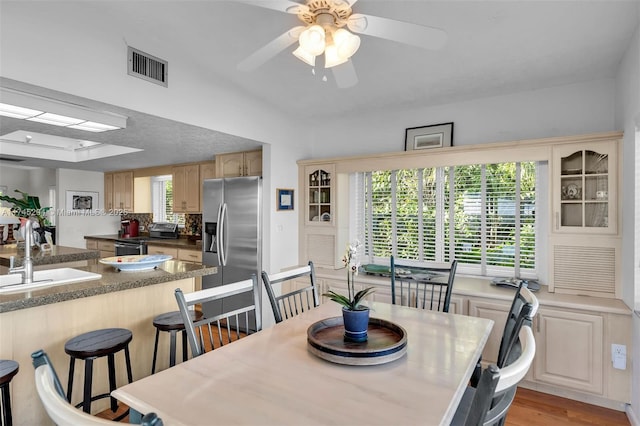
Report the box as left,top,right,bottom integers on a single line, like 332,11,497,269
611,344,626,370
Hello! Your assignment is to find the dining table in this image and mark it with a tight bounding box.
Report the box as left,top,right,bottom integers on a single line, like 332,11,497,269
113,301,493,426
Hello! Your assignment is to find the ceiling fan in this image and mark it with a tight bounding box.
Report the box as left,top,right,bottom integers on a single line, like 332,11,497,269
237,0,447,88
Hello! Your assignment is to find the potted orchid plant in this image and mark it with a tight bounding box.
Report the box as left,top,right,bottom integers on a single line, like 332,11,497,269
323,240,375,342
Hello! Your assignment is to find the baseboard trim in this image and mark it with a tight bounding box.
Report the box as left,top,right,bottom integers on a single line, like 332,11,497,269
627,404,640,426
519,380,628,412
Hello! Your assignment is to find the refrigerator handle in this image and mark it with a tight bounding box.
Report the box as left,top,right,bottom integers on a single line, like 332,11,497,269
221,203,229,266
216,203,223,265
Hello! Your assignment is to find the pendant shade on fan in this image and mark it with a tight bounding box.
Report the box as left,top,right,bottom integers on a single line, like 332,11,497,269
292,23,360,69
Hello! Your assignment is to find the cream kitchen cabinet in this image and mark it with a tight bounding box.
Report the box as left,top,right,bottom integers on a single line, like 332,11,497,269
105,171,134,212
200,161,216,208
173,164,200,213
305,165,333,225
468,297,512,365
532,307,603,394
552,140,618,234
215,150,262,178
177,248,202,263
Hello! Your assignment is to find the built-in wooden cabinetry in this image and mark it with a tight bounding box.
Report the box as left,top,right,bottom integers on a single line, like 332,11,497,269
104,171,134,212
200,161,216,209
86,239,114,259
215,149,262,177
173,164,200,213
548,137,621,298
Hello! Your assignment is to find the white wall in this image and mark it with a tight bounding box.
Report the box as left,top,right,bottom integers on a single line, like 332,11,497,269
56,169,120,248
615,12,640,422
309,79,616,159
0,166,31,199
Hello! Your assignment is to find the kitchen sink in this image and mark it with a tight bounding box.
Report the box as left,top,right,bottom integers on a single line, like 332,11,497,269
0,268,102,294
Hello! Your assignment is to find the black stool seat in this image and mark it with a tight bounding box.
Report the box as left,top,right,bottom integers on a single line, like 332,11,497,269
0,360,19,426
65,328,133,416
151,310,202,374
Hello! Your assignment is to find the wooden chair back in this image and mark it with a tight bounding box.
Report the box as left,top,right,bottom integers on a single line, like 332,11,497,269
261,261,319,323
175,275,262,358
453,322,536,426
390,256,457,312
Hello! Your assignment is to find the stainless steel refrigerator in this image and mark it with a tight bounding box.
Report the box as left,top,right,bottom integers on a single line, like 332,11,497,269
201,176,262,330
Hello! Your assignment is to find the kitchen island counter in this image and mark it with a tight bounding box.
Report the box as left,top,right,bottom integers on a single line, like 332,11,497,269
0,260,216,313
0,244,99,268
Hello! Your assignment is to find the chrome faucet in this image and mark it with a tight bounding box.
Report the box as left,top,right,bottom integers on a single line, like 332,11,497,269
9,218,34,284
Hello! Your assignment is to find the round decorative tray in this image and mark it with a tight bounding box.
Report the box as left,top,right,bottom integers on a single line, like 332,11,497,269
99,255,172,272
307,317,407,365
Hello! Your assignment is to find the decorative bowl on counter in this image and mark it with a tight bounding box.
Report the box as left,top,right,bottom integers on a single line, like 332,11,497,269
99,255,172,272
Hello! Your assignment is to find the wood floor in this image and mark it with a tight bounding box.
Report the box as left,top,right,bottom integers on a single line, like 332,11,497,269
98,386,631,425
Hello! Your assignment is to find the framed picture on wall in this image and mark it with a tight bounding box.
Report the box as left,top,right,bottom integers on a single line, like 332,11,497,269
404,122,454,151
66,190,99,211
277,188,294,211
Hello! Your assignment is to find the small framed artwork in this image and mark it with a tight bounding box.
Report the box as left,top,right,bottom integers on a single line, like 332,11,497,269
277,188,294,211
405,122,454,151
66,190,99,211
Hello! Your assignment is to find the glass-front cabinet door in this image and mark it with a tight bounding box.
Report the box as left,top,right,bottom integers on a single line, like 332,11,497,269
306,164,333,224
552,141,617,234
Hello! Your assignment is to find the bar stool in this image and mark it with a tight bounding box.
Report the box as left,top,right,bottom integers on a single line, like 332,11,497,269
64,328,133,416
151,310,202,374
0,360,19,426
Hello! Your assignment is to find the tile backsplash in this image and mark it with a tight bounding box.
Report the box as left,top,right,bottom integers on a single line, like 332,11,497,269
119,213,202,236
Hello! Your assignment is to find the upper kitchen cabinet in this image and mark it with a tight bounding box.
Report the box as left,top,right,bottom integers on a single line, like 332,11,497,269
105,171,134,212
200,161,216,209
173,164,200,213
552,139,619,235
215,149,262,178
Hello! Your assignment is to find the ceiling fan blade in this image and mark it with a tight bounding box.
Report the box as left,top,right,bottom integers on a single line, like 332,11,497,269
237,26,305,72
238,0,308,15
332,60,358,89
347,13,447,50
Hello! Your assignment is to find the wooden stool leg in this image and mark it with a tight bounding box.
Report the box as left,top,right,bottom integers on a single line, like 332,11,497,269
151,328,160,374
107,354,117,412
1,383,13,426
82,358,93,414
66,357,75,403
124,345,133,384
169,330,177,367
181,329,188,362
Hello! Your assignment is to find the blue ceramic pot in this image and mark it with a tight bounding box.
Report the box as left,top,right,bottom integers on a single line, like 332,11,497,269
342,307,370,342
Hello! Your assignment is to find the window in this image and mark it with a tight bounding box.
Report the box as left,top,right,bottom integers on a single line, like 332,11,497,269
356,161,539,279
151,175,185,226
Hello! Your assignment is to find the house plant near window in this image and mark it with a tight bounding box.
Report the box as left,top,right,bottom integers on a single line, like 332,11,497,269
323,241,375,342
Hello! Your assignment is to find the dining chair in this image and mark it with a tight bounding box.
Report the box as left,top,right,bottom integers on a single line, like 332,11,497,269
261,261,319,323
470,281,539,387
451,320,536,426
175,275,262,358
31,350,162,426
390,256,457,312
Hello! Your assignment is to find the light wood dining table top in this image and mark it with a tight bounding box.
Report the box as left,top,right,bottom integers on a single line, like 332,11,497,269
113,301,493,426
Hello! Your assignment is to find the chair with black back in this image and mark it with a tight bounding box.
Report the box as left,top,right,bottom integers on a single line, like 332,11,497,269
390,256,457,312
451,320,536,426
175,275,262,358
31,350,162,426
261,261,319,323
470,281,539,387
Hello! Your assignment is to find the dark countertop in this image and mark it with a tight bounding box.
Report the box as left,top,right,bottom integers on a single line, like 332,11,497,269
0,244,100,268
0,260,216,313
85,234,202,250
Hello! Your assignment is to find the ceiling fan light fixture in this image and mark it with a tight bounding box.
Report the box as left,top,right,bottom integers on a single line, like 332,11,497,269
299,24,326,56
293,45,316,66
324,43,348,68
333,28,360,59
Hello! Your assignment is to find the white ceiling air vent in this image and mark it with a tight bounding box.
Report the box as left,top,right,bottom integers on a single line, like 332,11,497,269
127,46,168,87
